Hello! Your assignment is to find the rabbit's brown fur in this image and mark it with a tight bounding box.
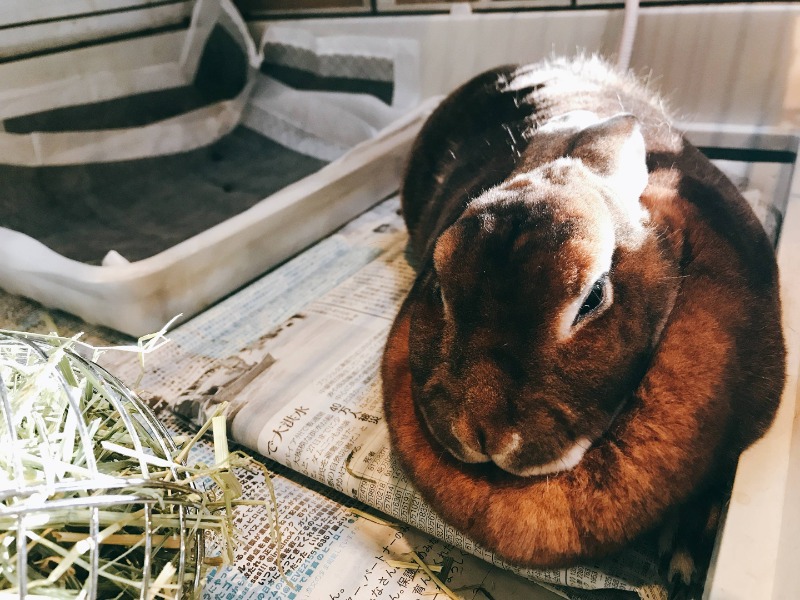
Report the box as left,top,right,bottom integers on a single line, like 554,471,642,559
381,57,785,578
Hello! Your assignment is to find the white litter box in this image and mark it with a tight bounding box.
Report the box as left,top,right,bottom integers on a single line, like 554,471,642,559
0,105,433,337
0,1,433,337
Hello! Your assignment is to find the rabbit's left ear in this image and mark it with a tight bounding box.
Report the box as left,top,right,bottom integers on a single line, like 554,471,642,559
569,113,648,209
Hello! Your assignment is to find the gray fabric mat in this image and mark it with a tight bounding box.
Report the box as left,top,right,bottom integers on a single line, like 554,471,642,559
0,127,327,264
0,22,326,266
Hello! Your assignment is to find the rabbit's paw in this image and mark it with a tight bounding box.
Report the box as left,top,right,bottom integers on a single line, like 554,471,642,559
657,489,724,600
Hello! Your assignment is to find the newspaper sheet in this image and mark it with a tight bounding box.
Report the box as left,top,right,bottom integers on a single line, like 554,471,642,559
105,197,667,600
159,410,567,600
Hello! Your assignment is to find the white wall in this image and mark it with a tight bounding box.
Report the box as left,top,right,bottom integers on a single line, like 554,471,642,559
2,2,797,128
254,3,800,128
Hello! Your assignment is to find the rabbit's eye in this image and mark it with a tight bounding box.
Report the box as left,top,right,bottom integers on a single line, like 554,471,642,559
574,275,608,325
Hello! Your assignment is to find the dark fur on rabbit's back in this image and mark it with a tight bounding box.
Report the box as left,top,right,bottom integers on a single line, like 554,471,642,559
381,57,785,586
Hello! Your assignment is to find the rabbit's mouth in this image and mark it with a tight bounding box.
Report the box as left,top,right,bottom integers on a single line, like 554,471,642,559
418,402,596,477
485,400,628,477
441,424,594,477
489,433,593,477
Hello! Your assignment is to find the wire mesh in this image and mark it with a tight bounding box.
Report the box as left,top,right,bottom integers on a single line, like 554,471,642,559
0,331,205,599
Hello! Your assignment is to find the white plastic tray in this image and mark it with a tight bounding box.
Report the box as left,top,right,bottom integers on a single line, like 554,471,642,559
0,99,437,337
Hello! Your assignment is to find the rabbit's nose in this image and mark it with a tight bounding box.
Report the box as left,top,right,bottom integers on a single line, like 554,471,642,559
449,415,492,463
469,421,513,458
453,409,522,464
418,378,492,463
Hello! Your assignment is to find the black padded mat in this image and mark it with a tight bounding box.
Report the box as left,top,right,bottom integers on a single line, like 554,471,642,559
0,126,327,264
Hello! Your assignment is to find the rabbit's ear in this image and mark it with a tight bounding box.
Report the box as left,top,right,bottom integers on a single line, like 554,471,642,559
569,113,648,209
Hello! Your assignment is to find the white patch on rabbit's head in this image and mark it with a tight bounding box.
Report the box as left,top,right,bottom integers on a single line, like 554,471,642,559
522,160,617,342
498,113,649,342
499,112,649,244
565,113,650,240
537,110,602,134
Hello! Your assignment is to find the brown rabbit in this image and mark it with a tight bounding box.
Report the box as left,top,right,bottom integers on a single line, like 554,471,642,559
381,57,785,595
